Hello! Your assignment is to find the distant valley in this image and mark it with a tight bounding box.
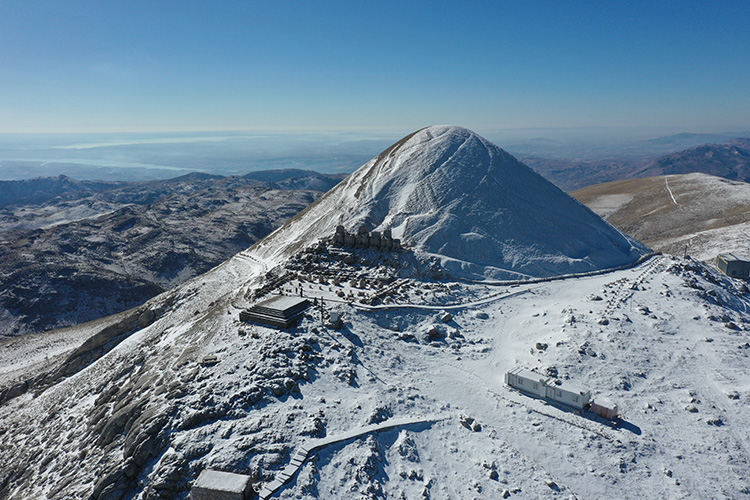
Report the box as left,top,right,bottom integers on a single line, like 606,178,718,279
0,170,345,336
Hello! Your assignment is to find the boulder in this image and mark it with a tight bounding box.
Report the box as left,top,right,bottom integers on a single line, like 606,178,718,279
137,309,156,328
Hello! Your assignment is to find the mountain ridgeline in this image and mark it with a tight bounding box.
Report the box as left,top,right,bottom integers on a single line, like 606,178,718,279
634,139,750,181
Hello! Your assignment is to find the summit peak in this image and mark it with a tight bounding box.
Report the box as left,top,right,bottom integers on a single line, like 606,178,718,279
252,127,649,279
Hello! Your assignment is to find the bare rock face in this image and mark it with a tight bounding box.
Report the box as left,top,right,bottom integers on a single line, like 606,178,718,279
138,310,156,328
0,302,167,405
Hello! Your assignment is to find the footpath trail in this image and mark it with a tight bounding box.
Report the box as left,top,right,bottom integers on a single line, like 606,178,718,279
354,286,537,312
602,255,666,318
234,250,270,274
665,176,678,205
258,416,444,500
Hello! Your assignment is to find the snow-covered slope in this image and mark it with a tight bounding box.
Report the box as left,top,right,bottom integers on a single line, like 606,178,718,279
2,250,750,500
4,127,749,500
252,126,649,279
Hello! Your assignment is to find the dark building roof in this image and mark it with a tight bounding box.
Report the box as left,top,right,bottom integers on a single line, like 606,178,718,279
718,253,750,263
240,295,310,328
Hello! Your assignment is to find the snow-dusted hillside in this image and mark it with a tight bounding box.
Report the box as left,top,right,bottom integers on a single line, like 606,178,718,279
2,250,749,500
0,173,338,336
0,127,748,500
573,172,750,263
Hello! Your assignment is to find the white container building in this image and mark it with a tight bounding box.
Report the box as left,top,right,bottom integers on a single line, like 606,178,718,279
505,367,592,411
543,379,591,411
504,367,551,398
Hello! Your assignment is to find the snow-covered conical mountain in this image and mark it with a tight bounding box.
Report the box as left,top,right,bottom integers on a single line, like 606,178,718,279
253,125,649,279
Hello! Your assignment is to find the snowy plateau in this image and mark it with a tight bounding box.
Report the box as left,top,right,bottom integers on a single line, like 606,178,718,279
0,126,749,500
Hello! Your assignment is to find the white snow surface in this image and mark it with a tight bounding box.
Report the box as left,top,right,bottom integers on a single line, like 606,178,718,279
252,126,649,280
2,252,750,500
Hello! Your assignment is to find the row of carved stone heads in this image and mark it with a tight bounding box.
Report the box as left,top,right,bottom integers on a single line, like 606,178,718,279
333,225,401,250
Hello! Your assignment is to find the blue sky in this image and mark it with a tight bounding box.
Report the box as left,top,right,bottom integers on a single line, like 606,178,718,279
2,1,749,134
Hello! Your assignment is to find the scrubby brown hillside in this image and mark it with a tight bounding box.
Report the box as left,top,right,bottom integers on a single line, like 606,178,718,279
573,173,750,261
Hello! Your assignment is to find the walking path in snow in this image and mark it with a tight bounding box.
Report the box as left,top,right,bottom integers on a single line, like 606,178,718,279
355,255,663,313
665,176,678,205
258,416,444,500
354,286,537,312
234,250,269,273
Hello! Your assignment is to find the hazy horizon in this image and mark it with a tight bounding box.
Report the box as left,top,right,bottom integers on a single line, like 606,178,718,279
3,2,749,181
1,124,748,182
1,2,749,136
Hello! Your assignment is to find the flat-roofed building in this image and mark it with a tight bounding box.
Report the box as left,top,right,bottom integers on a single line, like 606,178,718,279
239,295,310,329
717,253,750,279
505,367,592,411
191,469,253,500
504,367,550,398
543,379,591,411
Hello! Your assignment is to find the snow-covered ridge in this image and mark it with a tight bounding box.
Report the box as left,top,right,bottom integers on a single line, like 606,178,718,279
252,125,649,279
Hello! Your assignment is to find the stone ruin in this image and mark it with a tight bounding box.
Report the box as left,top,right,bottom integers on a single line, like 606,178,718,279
332,224,401,251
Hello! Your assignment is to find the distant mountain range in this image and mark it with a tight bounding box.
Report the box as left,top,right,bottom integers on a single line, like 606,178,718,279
525,136,750,191
645,132,742,148
633,140,750,181
0,170,345,209
0,170,345,336
8,134,750,336
0,175,124,207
